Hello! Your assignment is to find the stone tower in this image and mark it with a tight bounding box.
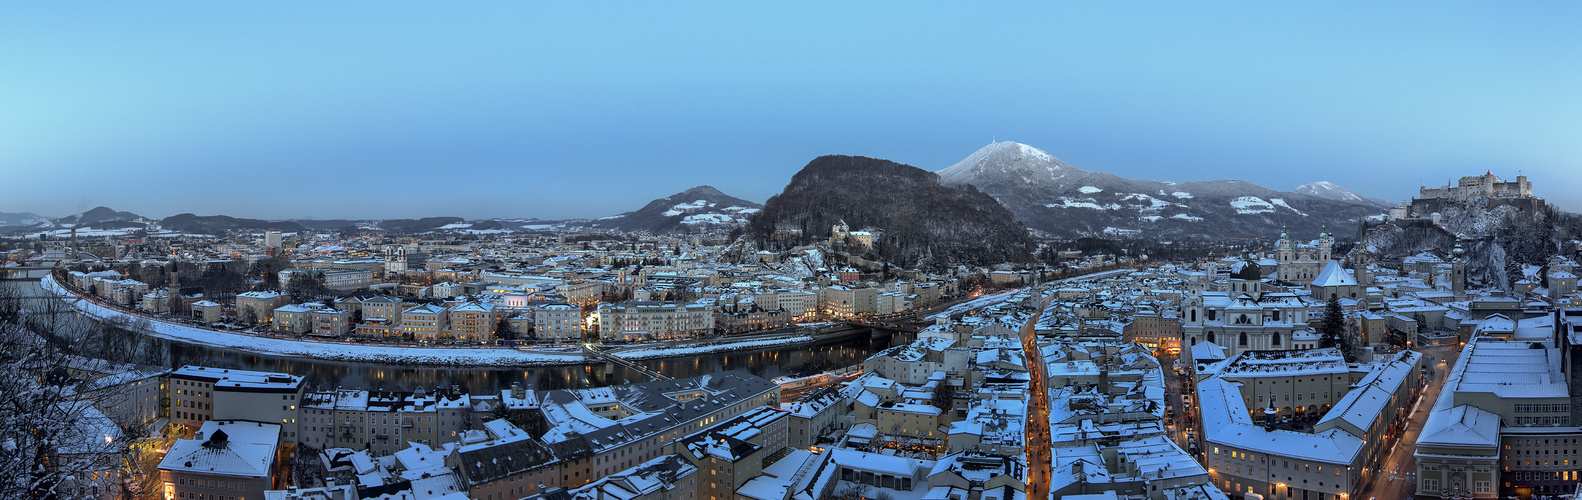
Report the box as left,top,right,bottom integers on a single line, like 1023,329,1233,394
384,245,409,274
1352,247,1372,288
1451,237,1467,294
1317,227,1333,262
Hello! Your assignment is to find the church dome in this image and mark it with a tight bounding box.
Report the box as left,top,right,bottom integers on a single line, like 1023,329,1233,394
1231,249,1263,280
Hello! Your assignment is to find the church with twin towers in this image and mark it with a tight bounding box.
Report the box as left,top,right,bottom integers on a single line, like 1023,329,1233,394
1182,226,1403,359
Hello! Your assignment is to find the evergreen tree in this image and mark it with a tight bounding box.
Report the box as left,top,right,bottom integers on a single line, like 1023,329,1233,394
1318,294,1345,350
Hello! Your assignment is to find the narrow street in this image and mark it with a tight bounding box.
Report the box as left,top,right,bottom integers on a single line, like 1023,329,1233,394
1021,295,1053,500
1355,343,1462,500
1161,352,1195,453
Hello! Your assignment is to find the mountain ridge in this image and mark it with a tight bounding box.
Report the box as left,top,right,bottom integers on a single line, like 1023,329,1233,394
593,185,762,234
937,141,1385,239
743,154,1033,267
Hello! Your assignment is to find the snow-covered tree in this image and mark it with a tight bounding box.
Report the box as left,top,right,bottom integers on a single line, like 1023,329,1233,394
0,280,131,499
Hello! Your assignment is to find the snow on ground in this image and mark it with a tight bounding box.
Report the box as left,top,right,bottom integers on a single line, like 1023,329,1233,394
437,223,473,230
1122,193,1179,209
1269,198,1307,216
1171,213,1204,222
41,275,837,367
1172,191,1193,199
1046,198,1122,210
1079,186,1103,194
681,213,739,225
23,227,144,238
665,200,711,216
42,276,592,367
1229,196,1275,214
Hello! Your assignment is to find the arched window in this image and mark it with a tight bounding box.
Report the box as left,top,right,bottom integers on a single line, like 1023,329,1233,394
1190,309,1197,322
1272,309,1281,322
1208,309,1217,321
1239,332,1249,346
1272,333,1282,346
1207,331,1216,343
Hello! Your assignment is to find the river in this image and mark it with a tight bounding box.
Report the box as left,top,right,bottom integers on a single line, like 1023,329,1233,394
8,277,907,392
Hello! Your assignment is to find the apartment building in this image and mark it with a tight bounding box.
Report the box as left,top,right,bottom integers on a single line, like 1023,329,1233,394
403,303,450,342
158,421,281,500
449,301,498,343
534,304,582,341
168,366,305,444
596,301,715,341
235,290,291,325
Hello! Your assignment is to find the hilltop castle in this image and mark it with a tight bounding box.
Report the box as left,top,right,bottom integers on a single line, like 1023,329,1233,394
1417,171,1532,201
1391,171,1544,221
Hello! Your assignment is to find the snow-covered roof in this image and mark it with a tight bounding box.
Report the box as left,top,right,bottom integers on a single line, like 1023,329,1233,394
1311,260,1358,288
1189,341,1225,361
158,420,280,478
1196,378,1362,464
1447,337,1567,399
829,448,932,477
1417,405,1501,449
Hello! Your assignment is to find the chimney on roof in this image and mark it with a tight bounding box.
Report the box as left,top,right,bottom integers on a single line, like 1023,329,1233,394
203,429,229,449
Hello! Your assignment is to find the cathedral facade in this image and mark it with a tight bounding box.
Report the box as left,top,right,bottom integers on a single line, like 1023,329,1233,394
1276,228,1332,284
1183,252,1318,359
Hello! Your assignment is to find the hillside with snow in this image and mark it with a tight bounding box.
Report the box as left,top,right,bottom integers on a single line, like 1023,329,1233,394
1295,181,1392,208
936,141,1387,239
593,185,762,234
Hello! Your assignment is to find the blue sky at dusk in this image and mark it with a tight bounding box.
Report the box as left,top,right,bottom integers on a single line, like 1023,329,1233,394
2,2,1578,220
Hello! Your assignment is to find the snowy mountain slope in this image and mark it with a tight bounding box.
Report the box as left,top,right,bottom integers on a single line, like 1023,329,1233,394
936,141,1386,239
594,185,762,234
1295,181,1392,208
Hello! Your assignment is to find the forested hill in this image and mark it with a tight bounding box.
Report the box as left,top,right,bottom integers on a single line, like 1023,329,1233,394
741,155,1033,268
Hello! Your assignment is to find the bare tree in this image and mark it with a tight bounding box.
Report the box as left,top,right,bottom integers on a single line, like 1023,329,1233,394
0,288,131,499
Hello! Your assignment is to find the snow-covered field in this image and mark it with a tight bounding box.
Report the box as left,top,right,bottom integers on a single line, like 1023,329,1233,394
1269,198,1307,216
1230,196,1275,214
1046,198,1122,210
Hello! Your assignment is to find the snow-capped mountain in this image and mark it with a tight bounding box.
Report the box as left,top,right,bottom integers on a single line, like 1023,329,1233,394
937,141,1387,239
595,185,763,234
1295,181,1391,208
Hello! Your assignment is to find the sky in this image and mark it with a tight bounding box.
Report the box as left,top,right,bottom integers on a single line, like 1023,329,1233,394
2,2,1579,221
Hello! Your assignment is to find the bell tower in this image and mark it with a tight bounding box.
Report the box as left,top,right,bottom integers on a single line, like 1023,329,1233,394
1451,237,1467,294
